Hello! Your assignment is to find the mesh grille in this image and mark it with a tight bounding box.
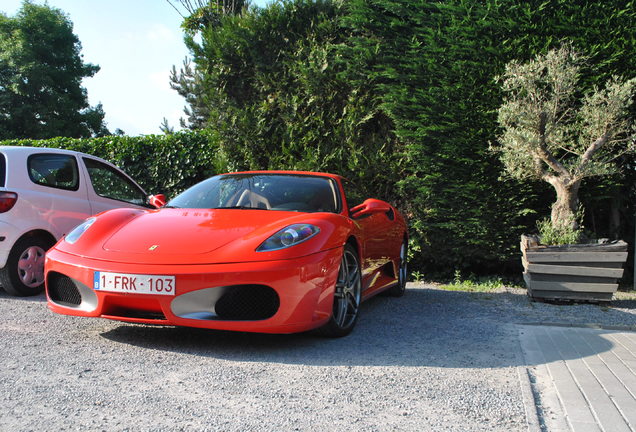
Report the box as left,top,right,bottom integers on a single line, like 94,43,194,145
215,285,280,320
48,272,81,306
105,308,166,321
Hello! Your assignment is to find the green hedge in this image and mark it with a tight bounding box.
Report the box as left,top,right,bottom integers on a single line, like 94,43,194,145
0,131,223,199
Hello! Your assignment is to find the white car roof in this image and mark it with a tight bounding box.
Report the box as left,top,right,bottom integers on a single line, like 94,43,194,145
0,146,91,158
0,145,146,194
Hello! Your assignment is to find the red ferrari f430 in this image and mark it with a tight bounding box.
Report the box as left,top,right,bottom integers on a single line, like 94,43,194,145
45,171,407,337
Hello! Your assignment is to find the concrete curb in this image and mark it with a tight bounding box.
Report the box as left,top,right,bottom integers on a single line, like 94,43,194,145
517,365,543,432
514,325,542,432
520,322,636,332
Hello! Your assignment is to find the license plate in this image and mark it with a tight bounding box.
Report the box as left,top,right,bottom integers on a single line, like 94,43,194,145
94,272,175,295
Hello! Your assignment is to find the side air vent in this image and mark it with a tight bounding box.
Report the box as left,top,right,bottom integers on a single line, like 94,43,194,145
215,285,280,320
48,272,81,306
171,284,280,321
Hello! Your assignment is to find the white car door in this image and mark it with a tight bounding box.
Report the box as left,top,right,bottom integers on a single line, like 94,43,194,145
24,152,93,239
79,157,149,215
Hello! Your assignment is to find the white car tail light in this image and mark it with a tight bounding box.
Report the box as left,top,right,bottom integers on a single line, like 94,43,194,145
0,192,18,213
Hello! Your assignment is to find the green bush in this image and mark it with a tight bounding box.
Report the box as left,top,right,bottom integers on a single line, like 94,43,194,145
536,218,582,246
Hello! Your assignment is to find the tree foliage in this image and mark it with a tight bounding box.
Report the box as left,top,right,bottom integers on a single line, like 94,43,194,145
168,0,248,130
167,0,248,32
336,0,540,274
0,1,108,139
169,58,210,130
173,0,401,201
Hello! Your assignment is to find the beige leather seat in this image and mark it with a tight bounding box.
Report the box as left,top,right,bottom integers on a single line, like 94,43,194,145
237,189,271,209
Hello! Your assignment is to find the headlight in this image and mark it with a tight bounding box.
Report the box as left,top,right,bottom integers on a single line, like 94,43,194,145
257,224,320,252
65,218,96,244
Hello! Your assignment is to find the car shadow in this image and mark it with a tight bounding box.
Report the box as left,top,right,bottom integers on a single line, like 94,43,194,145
99,287,636,368
0,288,47,302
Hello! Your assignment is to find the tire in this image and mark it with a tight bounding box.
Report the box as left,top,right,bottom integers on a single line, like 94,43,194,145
0,235,52,296
318,244,362,338
385,240,407,297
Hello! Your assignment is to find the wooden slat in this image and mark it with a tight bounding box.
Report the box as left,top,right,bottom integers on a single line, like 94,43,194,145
522,256,529,270
528,290,613,301
548,261,626,269
520,235,540,251
525,240,628,253
526,264,624,278
529,273,617,284
526,251,628,263
523,272,531,287
527,280,618,293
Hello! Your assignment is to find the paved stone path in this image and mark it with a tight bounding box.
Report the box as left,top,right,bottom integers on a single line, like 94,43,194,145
519,325,636,432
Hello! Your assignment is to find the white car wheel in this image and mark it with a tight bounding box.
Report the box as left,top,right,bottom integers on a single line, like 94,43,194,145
0,236,51,296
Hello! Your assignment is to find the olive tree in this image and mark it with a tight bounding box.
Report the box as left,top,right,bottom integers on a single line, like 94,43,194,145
496,45,636,234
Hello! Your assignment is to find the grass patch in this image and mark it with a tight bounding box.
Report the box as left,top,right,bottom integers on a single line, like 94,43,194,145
438,271,513,293
615,290,636,301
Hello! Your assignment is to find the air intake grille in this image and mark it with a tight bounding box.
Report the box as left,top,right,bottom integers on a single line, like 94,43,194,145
215,285,280,320
106,308,166,321
48,272,81,306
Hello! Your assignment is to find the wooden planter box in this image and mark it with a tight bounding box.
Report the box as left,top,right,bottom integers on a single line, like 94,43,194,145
520,235,628,302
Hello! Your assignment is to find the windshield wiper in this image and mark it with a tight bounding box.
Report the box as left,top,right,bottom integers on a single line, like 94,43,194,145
211,206,268,210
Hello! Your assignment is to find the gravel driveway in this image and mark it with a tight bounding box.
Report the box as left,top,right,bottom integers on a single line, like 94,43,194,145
1,283,635,432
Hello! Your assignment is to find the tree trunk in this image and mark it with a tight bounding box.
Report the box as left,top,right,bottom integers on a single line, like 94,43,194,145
610,194,621,239
550,179,581,230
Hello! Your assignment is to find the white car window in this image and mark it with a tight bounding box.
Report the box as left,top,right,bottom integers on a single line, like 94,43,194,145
83,158,146,205
27,153,79,191
0,153,6,187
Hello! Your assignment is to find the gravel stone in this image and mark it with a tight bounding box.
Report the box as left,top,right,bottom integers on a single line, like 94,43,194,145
1,283,635,431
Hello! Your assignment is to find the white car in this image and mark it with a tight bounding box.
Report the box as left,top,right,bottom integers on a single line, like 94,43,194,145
0,146,165,296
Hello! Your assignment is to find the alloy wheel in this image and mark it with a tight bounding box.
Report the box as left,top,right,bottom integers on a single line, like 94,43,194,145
332,247,361,330
18,245,46,288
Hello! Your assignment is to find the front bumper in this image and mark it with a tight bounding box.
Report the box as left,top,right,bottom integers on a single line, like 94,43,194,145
45,247,342,334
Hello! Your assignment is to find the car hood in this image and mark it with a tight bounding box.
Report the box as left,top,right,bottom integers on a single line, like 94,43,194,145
102,209,264,254
57,208,351,265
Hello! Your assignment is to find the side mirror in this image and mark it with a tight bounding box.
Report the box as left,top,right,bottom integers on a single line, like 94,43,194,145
350,198,392,218
148,194,167,209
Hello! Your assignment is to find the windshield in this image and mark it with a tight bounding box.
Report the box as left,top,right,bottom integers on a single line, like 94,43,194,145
167,174,340,213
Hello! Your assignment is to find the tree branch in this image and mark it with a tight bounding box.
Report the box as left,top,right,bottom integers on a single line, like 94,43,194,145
541,173,560,187
579,131,610,167
536,111,571,178
556,145,580,157
165,0,185,18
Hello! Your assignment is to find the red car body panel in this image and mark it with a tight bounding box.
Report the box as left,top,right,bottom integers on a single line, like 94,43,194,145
45,171,407,334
